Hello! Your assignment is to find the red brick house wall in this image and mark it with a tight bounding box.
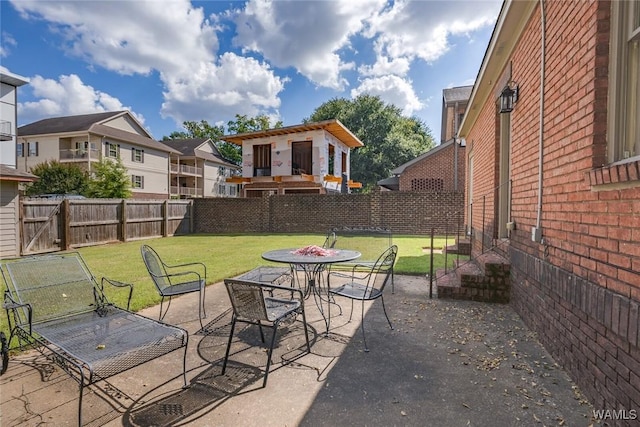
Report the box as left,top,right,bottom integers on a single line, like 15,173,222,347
461,0,640,415
399,142,466,193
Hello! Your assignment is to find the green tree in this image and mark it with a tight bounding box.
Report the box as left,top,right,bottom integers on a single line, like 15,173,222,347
25,161,90,196
86,158,131,198
163,114,283,165
306,95,434,191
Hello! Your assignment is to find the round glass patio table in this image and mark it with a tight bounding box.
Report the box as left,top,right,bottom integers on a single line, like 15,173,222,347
262,248,361,334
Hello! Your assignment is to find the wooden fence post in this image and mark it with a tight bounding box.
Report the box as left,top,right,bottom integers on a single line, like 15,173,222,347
121,199,128,242
163,200,169,237
189,200,194,233
62,199,71,251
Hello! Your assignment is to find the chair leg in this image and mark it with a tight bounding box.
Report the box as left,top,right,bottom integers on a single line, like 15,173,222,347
222,317,237,376
159,297,166,321
300,310,311,352
198,289,205,329
77,375,86,427
360,300,369,352
257,322,266,343
380,296,393,330
263,323,279,387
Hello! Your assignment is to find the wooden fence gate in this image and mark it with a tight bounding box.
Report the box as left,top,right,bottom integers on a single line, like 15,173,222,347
21,198,193,255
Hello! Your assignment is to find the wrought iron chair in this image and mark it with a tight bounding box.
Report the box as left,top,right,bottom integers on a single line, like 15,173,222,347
222,278,311,387
141,245,206,328
328,245,398,352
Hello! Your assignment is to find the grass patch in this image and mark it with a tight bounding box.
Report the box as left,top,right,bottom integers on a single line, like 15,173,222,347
0,233,465,342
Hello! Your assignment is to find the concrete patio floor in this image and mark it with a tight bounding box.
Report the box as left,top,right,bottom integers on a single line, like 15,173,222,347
0,275,596,426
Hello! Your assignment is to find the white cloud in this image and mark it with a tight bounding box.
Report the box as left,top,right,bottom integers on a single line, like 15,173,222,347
18,74,145,124
10,0,286,129
358,55,411,77
0,32,17,57
232,0,385,90
351,75,424,116
364,0,500,63
160,52,288,124
11,0,218,76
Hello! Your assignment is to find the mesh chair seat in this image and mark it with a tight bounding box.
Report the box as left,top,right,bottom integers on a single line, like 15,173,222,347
265,297,301,321
330,282,382,301
158,279,203,296
222,278,311,387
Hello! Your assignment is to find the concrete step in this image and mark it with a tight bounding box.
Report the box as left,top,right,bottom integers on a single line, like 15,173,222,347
435,250,511,303
444,238,471,256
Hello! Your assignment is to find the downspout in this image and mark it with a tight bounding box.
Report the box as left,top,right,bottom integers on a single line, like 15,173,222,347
533,0,546,243
453,101,459,191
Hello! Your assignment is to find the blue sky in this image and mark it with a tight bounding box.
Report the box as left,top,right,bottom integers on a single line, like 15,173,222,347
1,0,501,143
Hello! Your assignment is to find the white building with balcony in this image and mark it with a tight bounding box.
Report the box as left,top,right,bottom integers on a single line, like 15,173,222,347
16,111,179,199
162,138,240,198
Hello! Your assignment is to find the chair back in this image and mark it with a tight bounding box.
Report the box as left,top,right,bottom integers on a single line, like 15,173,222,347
140,245,171,293
323,231,338,249
224,279,269,322
369,245,398,294
1,253,103,325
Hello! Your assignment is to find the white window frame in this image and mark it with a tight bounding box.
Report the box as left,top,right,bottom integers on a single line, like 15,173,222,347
131,175,144,189
609,0,640,163
16,143,24,158
132,148,144,163
106,142,119,158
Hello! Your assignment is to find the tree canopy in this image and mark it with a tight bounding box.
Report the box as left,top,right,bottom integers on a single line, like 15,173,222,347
86,158,131,198
163,114,283,165
306,94,434,191
25,161,90,196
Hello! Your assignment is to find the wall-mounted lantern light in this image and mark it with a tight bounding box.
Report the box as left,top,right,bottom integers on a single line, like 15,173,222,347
499,82,519,114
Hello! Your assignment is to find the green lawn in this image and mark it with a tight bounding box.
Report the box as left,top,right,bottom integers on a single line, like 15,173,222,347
1,233,465,342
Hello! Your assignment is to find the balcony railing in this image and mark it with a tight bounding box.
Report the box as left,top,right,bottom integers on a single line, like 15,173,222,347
170,186,203,197
0,120,12,141
170,163,202,176
59,148,100,160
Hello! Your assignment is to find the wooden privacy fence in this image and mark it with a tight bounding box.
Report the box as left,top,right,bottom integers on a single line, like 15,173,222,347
20,198,193,255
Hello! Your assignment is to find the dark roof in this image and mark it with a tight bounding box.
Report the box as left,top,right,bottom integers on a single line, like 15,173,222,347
391,139,464,175
91,124,180,154
0,165,38,182
162,138,239,167
162,138,209,155
443,86,473,104
18,111,126,135
376,176,399,191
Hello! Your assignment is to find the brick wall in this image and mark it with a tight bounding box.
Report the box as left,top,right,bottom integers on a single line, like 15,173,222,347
399,142,466,193
194,191,464,235
466,0,640,415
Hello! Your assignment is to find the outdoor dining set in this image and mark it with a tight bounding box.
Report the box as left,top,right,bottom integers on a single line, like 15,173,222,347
0,228,397,426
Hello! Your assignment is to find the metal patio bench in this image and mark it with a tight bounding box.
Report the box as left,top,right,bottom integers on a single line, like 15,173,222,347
1,252,189,426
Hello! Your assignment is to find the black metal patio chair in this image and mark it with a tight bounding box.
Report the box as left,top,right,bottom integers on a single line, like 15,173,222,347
222,278,311,387
141,245,206,328
328,245,398,352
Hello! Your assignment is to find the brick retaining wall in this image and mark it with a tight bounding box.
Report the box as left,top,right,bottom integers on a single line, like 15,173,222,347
194,192,464,235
